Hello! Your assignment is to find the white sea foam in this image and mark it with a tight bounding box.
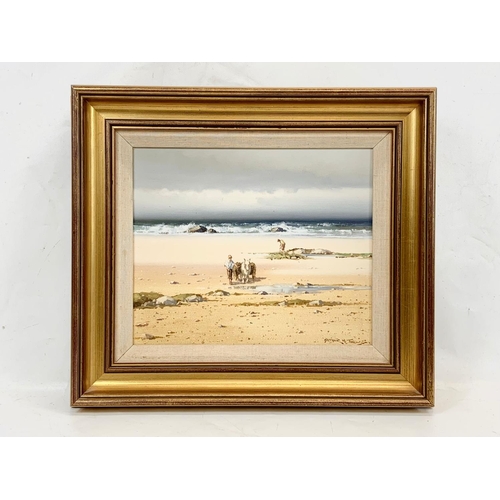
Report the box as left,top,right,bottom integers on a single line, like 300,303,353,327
133,221,372,238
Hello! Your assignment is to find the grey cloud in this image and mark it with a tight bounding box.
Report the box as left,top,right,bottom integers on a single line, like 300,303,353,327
134,148,372,221
134,148,372,192
134,187,372,221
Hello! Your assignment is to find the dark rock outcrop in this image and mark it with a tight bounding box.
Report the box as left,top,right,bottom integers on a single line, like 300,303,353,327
188,225,208,233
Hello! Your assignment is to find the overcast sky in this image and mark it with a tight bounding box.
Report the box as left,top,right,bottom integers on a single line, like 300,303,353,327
134,148,372,221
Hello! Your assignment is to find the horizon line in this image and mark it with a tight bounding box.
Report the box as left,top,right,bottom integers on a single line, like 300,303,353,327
134,218,373,223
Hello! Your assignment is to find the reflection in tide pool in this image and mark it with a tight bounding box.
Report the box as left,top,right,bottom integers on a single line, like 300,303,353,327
230,284,371,295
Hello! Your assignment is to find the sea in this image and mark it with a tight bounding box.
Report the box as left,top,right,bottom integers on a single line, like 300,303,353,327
133,220,372,238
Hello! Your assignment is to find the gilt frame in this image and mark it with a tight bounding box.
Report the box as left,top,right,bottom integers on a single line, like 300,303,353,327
71,86,435,407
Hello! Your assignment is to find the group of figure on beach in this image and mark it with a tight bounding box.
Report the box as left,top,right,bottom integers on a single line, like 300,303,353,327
224,255,256,285
224,239,285,285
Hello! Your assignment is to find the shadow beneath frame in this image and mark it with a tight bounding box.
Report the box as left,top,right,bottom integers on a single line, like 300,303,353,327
8,383,482,436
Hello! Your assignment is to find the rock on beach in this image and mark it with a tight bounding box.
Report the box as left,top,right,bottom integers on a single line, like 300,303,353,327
188,225,207,233
309,300,323,306
312,248,333,255
185,295,204,303
156,296,178,306
289,248,333,255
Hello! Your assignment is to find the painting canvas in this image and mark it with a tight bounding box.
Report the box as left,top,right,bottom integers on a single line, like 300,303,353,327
132,148,373,347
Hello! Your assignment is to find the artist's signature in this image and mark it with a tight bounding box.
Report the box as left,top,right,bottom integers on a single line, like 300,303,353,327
323,338,368,345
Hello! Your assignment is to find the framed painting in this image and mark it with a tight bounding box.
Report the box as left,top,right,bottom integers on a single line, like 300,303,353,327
71,86,436,407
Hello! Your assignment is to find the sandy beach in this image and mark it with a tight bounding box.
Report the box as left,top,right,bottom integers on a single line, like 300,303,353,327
133,234,372,345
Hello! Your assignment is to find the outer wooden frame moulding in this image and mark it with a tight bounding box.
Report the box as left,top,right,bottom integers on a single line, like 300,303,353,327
71,86,436,408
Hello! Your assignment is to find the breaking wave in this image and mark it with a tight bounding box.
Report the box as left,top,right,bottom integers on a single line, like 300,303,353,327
133,221,372,238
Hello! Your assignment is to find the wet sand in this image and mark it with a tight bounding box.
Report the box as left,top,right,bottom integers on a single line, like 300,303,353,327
133,234,372,345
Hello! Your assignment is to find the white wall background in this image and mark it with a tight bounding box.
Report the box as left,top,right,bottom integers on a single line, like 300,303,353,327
0,62,498,436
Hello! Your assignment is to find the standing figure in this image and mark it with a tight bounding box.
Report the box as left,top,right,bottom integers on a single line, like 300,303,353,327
249,259,257,281
277,238,286,252
224,254,235,284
